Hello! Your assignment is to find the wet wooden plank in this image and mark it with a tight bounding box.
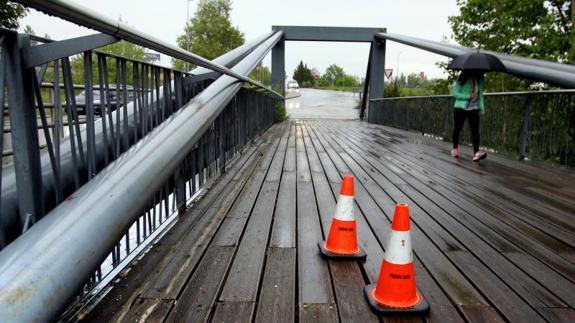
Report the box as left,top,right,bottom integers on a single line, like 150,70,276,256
142,127,283,299
254,248,296,323
298,304,338,323
458,306,506,323
270,126,296,249
354,125,575,250
217,124,288,304
320,122,573,310
218,180,280,302
81,140,266,322
329,261,379,323
308,121,490,308
447,250,546,322
80,244,175,322
538,308,575,323
296,140,336,306
214,126,286,247
121,298,173,323
335,123,575,301
211,301,255,323
165,246,234,323
160,141,264,247
299,124,379,323
346,125,575,272
84,120,575,323
305,121,469,323
336,140,555,319
504,252,575,308
269,171,296,248
297,180,335,305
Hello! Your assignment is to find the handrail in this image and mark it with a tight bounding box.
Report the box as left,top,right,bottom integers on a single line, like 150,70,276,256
376,32,575,89
370,89,575,101
0,31,283,323
368,91,575,167
13,0,283,98
0,29,277,247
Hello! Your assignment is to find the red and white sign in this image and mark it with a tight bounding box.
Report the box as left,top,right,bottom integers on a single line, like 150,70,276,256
384,69,393,79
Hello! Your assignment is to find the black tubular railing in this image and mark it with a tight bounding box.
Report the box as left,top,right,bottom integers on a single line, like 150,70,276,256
368,90,575,167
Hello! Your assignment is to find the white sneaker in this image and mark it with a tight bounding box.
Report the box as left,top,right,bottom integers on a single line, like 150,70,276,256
473,150,487,162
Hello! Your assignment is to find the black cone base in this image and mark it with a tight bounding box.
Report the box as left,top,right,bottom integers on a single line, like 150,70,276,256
364,284,430,314
318,241,367,260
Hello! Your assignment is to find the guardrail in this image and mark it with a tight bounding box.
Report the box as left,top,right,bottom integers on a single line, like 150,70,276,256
0,26,277,248
368,90,575,167
0,2,283,321
0,28,204,246
375,33,575,88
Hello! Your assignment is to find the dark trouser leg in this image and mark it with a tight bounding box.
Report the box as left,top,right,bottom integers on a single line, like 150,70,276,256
468,110,480,153
452,109,466,148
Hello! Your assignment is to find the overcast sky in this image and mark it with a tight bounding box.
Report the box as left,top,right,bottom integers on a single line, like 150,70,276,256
20,0,461,80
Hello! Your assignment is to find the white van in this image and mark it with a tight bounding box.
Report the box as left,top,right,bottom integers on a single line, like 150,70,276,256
287,80,300,92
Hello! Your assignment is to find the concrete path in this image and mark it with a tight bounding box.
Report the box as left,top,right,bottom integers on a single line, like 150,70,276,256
286,88,359,119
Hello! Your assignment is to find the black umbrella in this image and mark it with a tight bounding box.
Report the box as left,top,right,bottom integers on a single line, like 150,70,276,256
447,52,507,72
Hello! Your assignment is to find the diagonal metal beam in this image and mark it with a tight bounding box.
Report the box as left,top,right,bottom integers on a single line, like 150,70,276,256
14,0,283,98
376,32,575,89
23,33,119,68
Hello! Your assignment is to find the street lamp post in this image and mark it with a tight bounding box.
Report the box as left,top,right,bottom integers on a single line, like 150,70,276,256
186,0,193,71
396,51,403,83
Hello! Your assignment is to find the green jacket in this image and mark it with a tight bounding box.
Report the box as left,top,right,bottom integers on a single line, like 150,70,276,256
452,79,485,113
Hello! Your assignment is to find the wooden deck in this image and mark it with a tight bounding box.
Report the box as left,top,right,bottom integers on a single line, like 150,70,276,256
82,120,575,323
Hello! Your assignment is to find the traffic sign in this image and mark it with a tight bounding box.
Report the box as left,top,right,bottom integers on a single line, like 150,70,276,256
384,69,393,79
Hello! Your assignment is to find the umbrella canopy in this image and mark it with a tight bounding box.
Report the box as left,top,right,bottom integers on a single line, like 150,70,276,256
447,52,507,72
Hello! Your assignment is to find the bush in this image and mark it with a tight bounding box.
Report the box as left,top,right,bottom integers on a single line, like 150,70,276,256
274,102,288,122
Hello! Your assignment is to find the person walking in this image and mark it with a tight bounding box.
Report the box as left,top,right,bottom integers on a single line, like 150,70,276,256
451,70,487,161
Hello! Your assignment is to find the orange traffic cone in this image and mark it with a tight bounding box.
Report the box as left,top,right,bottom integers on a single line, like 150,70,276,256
364,203,429,314
318,176,366,260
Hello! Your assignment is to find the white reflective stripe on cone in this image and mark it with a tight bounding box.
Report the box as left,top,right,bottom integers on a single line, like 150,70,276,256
334,195,355,221
384,230,413,265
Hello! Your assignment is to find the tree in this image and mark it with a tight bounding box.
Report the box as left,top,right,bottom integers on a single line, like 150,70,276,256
292,61,314,87
426,79,451,95
322,64,345,86
0,1,27,30
173,0,244,71
69,40,151,85
249,63,271,86
449,0,574,90
316,64,360,88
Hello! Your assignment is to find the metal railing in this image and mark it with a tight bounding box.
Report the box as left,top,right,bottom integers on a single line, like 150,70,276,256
14,0,281,96
0,28,204,245
0,25,277,247
0,2,283,320
368,90,575,167
375,32,575,89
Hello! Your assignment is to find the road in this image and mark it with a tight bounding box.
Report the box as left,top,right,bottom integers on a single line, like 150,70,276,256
286,88,360,119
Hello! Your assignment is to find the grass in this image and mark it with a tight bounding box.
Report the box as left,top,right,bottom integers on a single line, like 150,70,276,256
274,102,289,122
312,86,359,92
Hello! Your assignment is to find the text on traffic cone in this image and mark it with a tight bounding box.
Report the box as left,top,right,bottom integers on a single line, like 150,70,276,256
364,203,429,314
318,176,366,260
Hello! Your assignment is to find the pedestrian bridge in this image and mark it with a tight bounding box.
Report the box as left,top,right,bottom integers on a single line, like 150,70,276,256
80,119,575,323
1,1,574,322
